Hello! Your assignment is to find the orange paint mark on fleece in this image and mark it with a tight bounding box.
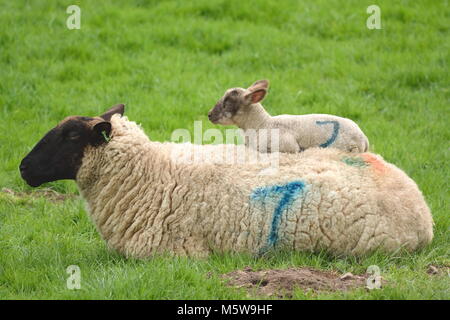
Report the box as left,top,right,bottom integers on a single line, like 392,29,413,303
361,153,386,173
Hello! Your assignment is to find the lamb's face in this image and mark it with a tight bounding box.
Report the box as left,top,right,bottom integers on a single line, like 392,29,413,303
19,104,124,187
208,88,247,125
208,80,269,126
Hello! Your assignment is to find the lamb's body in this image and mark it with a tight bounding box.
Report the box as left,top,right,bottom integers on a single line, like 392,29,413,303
208,81,370,153
236,105,369,153
267,113,368,153
76,115,433,258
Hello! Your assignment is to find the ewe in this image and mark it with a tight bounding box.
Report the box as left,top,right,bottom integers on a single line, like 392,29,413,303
20,104,433,258
208,80,369,153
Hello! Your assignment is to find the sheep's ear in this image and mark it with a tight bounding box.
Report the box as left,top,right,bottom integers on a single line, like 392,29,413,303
100,104,125,121
245,89,267,104
248,79,269,91
92,121,112,145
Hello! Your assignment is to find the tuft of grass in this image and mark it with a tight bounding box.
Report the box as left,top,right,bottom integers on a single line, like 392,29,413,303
0,0,449,299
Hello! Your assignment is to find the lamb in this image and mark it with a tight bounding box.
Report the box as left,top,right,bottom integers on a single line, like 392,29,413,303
19,104,433,259
208,80,369,153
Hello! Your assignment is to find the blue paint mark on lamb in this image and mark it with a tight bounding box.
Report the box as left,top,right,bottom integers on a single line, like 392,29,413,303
251,181,306,248
316,120,340,148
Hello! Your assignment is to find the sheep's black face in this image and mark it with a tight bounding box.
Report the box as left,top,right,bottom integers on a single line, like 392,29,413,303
20,104,124,187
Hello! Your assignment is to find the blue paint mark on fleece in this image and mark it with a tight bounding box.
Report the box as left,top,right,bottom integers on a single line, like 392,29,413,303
251,181,306,248
316,120,340,148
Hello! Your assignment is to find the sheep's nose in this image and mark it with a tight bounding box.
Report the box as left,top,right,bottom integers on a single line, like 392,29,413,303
208,112,212,119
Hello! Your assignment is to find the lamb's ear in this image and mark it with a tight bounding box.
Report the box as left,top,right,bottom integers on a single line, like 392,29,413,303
245,89,267,104
92,121,112,145
100,104,125,121
248,79,269,91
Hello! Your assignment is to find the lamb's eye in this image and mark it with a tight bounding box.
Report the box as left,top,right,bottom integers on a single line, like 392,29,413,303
67,131,80,141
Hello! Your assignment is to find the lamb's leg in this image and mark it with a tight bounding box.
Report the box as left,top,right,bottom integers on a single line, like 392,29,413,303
279,135,303,153
348,145,359,153
348,144,367,153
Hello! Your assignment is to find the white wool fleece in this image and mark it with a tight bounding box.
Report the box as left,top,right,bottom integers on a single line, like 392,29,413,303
76,115,433,258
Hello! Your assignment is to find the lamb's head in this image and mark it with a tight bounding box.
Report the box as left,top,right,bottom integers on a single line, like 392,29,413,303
208,79,269,125
19,104,125,187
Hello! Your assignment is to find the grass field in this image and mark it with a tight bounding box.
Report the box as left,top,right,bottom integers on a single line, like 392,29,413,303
0,0,449,299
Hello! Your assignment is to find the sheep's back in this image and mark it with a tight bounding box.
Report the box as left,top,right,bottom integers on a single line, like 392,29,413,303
226,149,433,255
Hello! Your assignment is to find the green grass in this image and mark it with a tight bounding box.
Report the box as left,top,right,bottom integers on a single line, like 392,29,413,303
0,0,449,299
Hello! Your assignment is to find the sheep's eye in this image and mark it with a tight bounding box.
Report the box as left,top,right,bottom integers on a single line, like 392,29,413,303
67,131,81,140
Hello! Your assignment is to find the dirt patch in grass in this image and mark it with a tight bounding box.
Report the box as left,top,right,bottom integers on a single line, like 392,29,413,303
427,264,450,276
222,267,369,297
1,187,76,202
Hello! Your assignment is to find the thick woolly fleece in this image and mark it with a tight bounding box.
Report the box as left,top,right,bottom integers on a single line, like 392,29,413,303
76,115,433,258
233,103,369,153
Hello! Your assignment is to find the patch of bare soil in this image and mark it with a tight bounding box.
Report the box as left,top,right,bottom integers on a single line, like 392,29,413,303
1,187,76,202
427,264,450,276
222,267,369,297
